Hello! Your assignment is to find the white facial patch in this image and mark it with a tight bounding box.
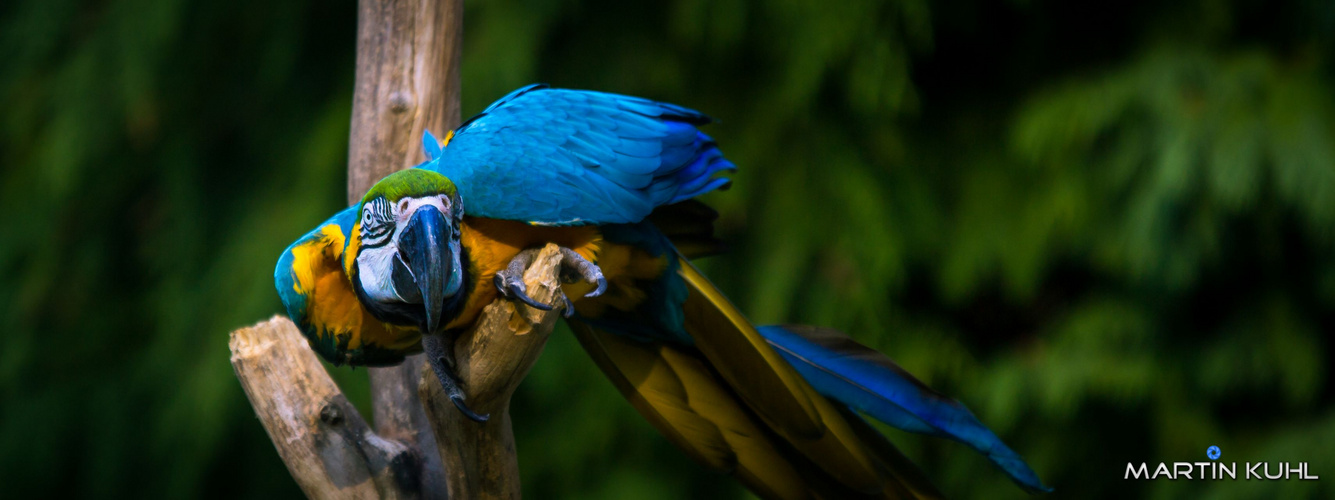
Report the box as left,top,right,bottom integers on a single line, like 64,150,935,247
356,245,404,303
355,194,458,305
393,195,455,231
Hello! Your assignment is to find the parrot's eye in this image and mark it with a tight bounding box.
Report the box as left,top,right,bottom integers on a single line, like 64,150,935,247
359,197,393,247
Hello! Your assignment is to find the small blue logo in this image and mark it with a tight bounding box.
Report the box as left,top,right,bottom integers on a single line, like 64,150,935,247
1207,446,1221,460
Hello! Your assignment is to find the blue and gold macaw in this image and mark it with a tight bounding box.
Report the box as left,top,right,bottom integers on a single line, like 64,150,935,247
275,84,1051,498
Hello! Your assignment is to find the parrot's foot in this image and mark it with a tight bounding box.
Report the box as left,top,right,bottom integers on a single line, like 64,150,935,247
421,333,490,423
494,247,607,318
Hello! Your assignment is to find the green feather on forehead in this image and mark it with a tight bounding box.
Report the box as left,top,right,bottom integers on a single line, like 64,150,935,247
361,169,459,206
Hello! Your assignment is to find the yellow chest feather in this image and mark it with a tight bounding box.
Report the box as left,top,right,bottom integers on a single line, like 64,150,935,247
442,217,604,330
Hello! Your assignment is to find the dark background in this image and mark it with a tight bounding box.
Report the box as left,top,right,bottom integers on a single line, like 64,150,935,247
2,0,1332,498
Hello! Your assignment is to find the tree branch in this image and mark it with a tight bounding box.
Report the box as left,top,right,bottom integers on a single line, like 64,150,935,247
348,0,464,497
348,0,462,202
230,317,424,499
420,244,566,500
230,244,564,498
232,1,557,497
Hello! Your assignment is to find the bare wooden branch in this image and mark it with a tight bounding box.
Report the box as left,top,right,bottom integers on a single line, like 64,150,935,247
368,358,448,498
235,1,556,497
232,245,562,499
230,317,425,499
348,0,463,204
420,244,567,500
349,1,464,497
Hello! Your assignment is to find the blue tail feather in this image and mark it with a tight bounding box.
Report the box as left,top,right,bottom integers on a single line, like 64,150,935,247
757,325,1052,494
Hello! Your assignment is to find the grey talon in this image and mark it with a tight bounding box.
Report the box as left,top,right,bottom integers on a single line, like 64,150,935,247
498,246,608,314
494,248,554,311
451,395,490,423
557,247,607,298
561,294,576,318
586,275,608,298
423,334,490,423
510,282,553,311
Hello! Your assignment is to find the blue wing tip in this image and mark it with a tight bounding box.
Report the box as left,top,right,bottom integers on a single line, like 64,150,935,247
757,324,1051,494
422,130,443,160
1007,452,1052,493
988,451,1052,493
946,417,1051,493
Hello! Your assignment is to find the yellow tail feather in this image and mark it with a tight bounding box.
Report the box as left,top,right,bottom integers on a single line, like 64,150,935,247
678,257,886,493
570,322,810,499
676,258,825,438
567,256,940,499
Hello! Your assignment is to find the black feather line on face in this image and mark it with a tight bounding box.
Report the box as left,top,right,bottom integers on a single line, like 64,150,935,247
359,197,394,248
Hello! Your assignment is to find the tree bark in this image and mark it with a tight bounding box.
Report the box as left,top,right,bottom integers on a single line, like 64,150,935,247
348,0,464,497
420,244,566,500
231,242,563,498
232,0,558,497
348,0,463,203
230,317,423,499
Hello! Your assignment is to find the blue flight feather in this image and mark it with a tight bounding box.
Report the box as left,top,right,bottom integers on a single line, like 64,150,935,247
423,130,442,161
757,325,1053,494
415,84,731,226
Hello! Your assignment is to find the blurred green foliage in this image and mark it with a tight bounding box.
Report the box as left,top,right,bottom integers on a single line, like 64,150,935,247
2,0,1332,498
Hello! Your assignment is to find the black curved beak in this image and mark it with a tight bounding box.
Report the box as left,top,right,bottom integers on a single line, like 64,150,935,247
397,205,452,333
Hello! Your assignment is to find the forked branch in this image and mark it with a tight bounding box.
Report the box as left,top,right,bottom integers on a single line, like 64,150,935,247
229,244,564,499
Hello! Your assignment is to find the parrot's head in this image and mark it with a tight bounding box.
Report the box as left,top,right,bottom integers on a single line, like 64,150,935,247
351,168,466,334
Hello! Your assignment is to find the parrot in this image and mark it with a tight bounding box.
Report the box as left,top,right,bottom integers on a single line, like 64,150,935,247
274,84,1051,498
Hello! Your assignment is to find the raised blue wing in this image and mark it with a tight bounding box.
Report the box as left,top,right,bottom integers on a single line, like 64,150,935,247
422,84,736,225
